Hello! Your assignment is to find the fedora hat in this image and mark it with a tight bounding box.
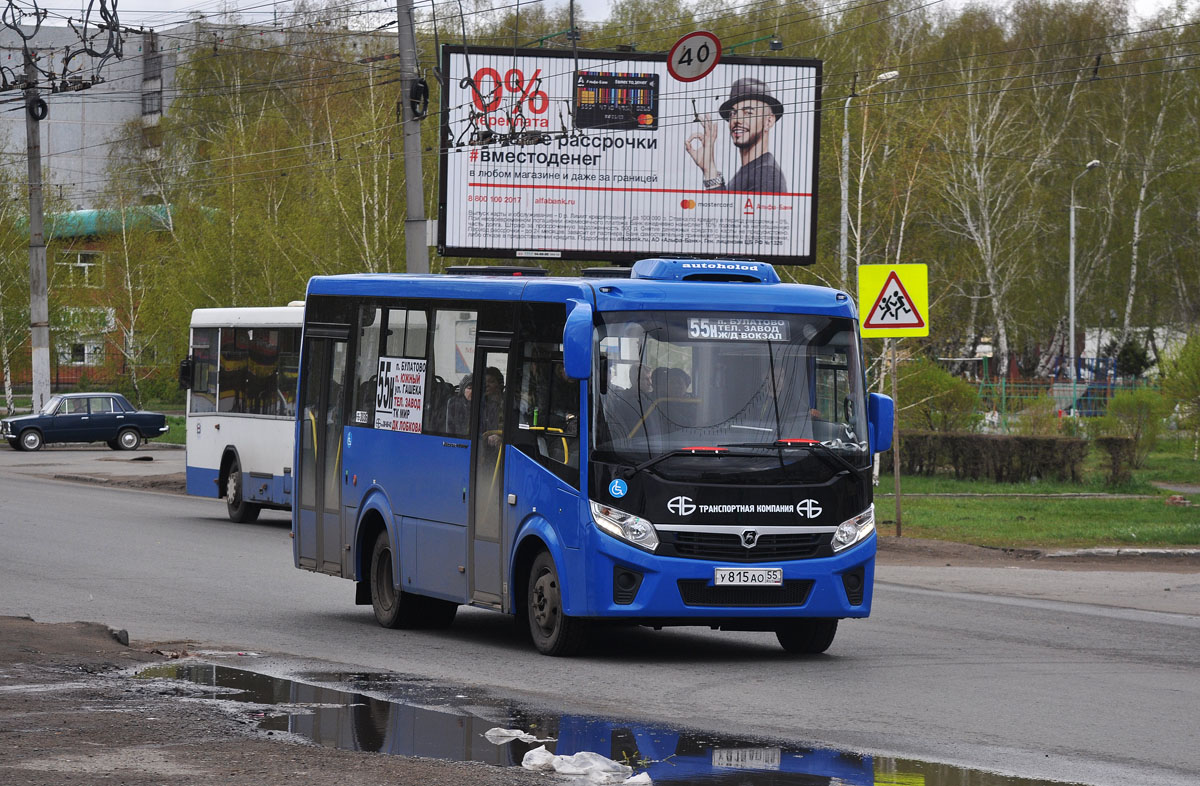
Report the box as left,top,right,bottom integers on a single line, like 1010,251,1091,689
718,77,784,121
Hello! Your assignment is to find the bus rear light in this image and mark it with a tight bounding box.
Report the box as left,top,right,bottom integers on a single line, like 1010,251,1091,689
590,500,659,552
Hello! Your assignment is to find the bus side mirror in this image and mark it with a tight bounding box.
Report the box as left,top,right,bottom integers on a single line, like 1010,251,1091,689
178,356,195,391
868,393,894,454
563,300,593,380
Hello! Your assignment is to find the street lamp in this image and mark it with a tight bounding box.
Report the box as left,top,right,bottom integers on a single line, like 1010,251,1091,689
1069,159,1101,415
840,70,899,290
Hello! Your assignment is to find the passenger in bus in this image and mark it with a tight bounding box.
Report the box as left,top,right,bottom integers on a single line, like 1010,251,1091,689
652,367,691,399
483,366,504,447
444,374,472,435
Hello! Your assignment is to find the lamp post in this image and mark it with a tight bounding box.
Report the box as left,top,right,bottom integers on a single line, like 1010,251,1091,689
1068,159,1101,415
840,70,898,290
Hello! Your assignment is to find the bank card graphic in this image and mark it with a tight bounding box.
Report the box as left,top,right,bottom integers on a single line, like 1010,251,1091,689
575,71,659,130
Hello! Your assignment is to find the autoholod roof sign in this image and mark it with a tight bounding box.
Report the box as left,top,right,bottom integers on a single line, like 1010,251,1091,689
438,46,822,265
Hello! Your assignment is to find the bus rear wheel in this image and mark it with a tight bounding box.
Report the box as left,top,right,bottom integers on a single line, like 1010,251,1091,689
369,531,456,629
775,619,838,654
527,551,588,656
225,457,261,523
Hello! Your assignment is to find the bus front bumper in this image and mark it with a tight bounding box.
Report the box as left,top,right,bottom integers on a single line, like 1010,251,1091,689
580,527,876,621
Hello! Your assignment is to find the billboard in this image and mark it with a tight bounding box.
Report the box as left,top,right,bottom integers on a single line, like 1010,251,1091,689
438,45,822,265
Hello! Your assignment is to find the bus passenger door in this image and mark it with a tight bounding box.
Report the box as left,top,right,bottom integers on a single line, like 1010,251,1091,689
470,342,509,605
296,335,349,576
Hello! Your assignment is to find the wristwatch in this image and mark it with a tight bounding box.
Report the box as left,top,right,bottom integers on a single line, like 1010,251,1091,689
703,173,725,189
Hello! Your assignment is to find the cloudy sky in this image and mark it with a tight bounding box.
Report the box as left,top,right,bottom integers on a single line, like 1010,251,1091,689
54,0,1190,31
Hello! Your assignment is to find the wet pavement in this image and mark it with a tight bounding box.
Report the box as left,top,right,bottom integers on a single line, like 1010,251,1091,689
136,662,1081,786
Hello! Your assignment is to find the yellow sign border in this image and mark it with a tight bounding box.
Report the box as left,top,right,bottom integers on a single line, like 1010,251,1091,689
857,264,929,338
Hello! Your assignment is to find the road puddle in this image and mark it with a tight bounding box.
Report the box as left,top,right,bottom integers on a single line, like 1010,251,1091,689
137,663,1079,785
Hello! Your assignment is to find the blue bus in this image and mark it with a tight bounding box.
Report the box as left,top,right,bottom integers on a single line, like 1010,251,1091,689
292,258,893,656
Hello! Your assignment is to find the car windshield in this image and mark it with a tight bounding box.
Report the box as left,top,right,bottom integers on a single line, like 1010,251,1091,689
41,395,62,415
592,311,869,472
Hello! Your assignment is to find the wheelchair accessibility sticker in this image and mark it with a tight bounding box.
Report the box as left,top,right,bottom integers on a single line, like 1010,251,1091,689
608,479,628,498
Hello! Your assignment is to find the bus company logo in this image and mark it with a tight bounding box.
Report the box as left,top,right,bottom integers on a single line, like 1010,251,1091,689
667,496,696,516
795,499,823,519
741,529,759,548
608,478,628,498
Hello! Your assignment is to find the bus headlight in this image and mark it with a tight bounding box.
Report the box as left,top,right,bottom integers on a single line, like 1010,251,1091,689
832,505,875,553
590,501,659,552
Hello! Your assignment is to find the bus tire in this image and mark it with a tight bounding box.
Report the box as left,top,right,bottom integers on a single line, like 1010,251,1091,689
775,619,838,654
370,530,410,628
225,457,261,523
527,550,588,656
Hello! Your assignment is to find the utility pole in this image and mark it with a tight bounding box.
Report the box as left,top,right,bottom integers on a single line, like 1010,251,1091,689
396,0,428,274
23,52,50,412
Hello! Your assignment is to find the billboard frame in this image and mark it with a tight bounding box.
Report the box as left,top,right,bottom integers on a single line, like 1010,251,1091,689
436,44,823,266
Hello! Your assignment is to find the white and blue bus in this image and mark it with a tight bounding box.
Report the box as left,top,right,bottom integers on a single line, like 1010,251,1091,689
293,260,893,655
181,305,303,522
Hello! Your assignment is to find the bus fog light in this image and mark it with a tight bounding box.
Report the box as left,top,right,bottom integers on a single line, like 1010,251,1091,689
590,501,659,552
832,505,875,553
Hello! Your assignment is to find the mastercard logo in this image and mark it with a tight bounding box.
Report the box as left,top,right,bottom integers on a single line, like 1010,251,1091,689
680,199,696,209
638,114,654,125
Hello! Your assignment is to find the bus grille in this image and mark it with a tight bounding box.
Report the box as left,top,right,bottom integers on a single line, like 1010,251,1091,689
663,531,830,562
677,579,813,607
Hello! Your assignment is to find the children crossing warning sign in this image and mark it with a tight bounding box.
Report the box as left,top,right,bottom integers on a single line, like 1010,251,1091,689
858,264,929,337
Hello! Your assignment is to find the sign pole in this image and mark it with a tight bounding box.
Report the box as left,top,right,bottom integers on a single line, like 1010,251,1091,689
891,339,901,537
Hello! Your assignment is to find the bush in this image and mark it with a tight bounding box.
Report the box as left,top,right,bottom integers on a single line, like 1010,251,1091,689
1092,388,1168,468
1011,394,1063,436
1094,436,1135,486
892,431,1088,483
1161,333,1200,438
896,357,981,432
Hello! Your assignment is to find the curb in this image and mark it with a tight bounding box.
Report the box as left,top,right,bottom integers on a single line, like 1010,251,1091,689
1045,547,1200,559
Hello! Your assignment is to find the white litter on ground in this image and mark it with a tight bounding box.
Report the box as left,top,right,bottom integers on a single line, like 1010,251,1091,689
521,745,643,783
483,727,556,745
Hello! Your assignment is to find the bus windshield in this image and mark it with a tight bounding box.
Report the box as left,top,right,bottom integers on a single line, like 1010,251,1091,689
593,311,869,470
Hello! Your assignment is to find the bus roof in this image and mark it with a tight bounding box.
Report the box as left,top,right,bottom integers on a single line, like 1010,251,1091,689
190,305,305,328
305,259,858,320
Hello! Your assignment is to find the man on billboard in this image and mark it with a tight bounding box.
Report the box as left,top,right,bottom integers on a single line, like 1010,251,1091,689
684,77,787,194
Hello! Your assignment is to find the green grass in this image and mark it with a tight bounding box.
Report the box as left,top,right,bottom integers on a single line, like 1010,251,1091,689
876,495,1199,548
876,438,1200,547
159,415,186,445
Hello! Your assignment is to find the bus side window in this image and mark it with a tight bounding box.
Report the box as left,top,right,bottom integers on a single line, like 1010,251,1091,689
189,328,218,413
353,306,382,426
429,309,476,437
511,303,578,487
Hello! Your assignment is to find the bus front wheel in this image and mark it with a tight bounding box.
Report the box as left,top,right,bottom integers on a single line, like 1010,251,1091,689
527,551,588,656
775,619,838,654
225,457,261,523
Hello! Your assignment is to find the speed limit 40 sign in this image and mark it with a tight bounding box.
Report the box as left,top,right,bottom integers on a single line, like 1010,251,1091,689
667,31,721,82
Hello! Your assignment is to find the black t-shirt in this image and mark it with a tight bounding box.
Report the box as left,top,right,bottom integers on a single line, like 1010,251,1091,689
723,152,787,194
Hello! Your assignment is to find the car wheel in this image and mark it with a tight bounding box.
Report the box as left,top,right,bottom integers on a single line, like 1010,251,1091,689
527,550,588,656
19,429,42,451
115,427,141,451
775,619,838,655
225,457,261,523
7,438,19,450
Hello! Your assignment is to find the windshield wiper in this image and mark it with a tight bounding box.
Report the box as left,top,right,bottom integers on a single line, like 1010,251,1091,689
623,446,744,478
719,439,862,475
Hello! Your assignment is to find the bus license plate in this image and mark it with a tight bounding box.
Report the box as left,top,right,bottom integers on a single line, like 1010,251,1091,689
714,568,782,586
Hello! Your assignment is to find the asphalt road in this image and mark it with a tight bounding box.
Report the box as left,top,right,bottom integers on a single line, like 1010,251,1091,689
1,453,1198,786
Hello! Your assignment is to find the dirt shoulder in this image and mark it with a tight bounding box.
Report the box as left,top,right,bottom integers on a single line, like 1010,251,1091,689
0,617,545,786
876,535,1200,572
